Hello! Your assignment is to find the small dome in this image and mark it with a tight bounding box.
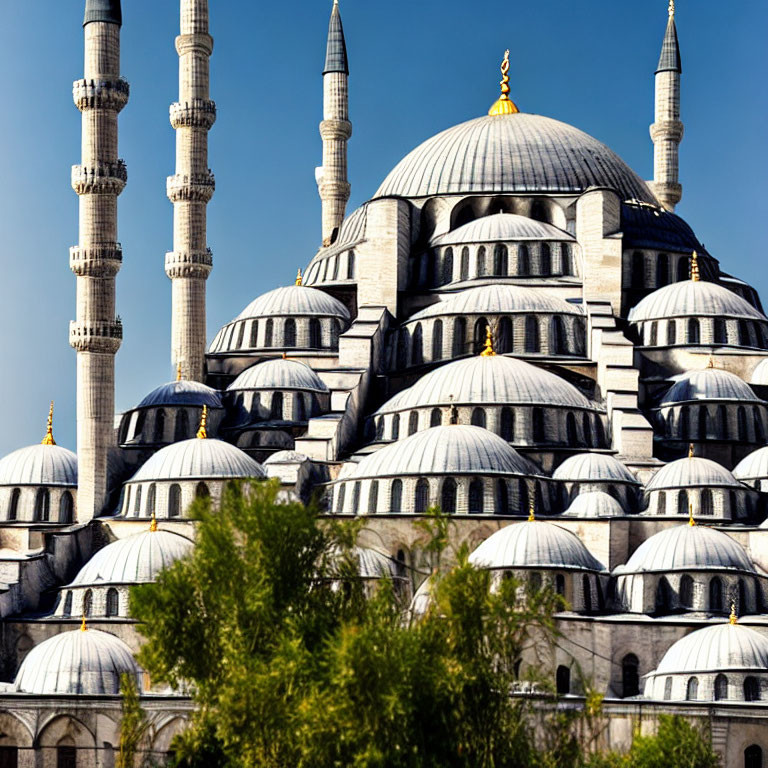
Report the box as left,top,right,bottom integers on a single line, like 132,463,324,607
227,359,328,393
69,529,193,587
0,444,78,487
563,492,625,518
131,438,265,483
553,453,638,485
409,284,582,322
138,380,222,409
655,622,768,675
661,369,759,405
646,456,743,490
628,281,766,324
431,213,574,247
469,520,606,572
348,425,533,480
377,355,592,414
263,450,310,465
618,524,755,574
733,447,768,483
235,285,350,322
14,628,140,695
750,358,768,385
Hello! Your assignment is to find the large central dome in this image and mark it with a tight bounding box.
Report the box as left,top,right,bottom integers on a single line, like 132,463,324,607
374,113,657,203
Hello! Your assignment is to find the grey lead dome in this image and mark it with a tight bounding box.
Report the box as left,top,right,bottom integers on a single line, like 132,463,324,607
431,213,574,247
0,444,78,487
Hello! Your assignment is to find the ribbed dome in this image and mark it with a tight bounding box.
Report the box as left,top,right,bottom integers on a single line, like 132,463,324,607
628,281,766,323
618,524,754,574
15,629,140,695
228,360,328,393
70,529,193,587
138,380,222,409
621,202,705,254
661,369,759,405
348,425,532,479
655,623,768,675
131,438,265,483
563,491,625,518
0,444,78,487
377,355,593,414
750,358,768,385
734,447,768,482
374,113,655,202
431,213,574,247
409,284,582,322
468,520,606,572
235,285,350,321
646,456,743,490
553,453,638,484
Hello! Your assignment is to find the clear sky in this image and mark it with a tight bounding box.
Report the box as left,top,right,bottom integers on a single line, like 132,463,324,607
0,0,764,455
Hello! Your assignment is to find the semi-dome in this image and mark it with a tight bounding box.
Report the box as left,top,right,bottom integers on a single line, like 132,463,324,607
621,201,705,254
347,425,533,480
628,281,766,324
409,284,582,322
617,524,755,574
469,520,606,572
646,456,744,491
374,113,655,202
131,438,265,483
14,628,141,695
553,453,638,485
228,359,328,393
431,213,574,247
750,358,768,385
138,380,222,409
69,529,193,587
0,444,78,487
661,369,760,405
563,491,625,518
377,355,592,414
235,285,350,322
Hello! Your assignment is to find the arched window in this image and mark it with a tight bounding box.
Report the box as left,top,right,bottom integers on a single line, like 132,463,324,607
235,322,246,350
429,408,442,428
169,484,182,518
739,579,748,614
309,318,322,348
663,676,673,700
649,323,658,346
540,243,551,275
714,673,728,701
655,577,672,613
583,575,592,612
666,319,677,346
281,319,294,348
566,413,578,445
498,316,513,353
739,320,751,347
677,255,689,282
533,408,545,443
518,244,530,275
195,482,210,499
622,654,639,698
106,588,119,618
267,391,282,421
264,318,274,347
452,317,467,358
552,316,566,355
8,488,20,521
744,676,760,702
581,412,591,447
500,407,514,441
738,406,748,441
714,317,727,345
331,319,342,348
656,253,669,286
415,479,429,514
475,247,486,277
336,484,346,514
295,395,307,422
460,247,470,281
595,417,607,447
680,575,694,609
408,411,419,436
745,745,763,768
153,409,166,443
331,255,340,281
698,406,709,440
411,324,424,365
555,574,565,596
83,589,93,617
530,572,542,592
56,491,73,525
473,318,488,354
631,252,644,287
432,319,443,361
709,577,723,612
495,479,508,514
687,318,700,344
368,481,379,514
716,404,728,438
468,479,484,514
679,406,690,440
250,320,259,348
561,243,571,276
519,481,529,514
390,480,402,514
441,478,457,515
754,407,766,442
63,591,73,617
525,316,540,353
471,408,486,428
347,251,356,280
686,676,698,700
701,488,714,516
556,665,570,695
493,244,508,276
442,248,454,285
175,409,190,442
351,482,361,513
391,414,400,441
35,488,50,522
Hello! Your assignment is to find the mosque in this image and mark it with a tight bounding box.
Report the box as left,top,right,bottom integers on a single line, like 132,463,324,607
0,0,765,765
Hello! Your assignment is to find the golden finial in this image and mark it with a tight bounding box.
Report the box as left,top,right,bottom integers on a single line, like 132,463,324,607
480,326,496,357
41,401,56,446
528,502,535,522
688,443,694,459
80,614,88,632
688,502,696,526
690,251,700,282
707,353,716,369
295,269,303,287
668,0,675,18
150,509,158,533
176,362,183,382
488,50,520,116
729,602,738,625
196,405,208,440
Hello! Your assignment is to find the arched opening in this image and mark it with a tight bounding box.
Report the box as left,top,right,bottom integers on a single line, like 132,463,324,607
347,251,356,280
656,253,669,286
63,591,73,616
566,413,578,445
686,676,698,701
309,318,322,348
525,316,540,353
106,588,119,618
679,575,694,609
408,411,419,436
666,319,677,345
497,316,513,353
473,318,488,355
532,408,545,443
744,676,761,702
754,407,766,442
679,406,690,440
264,318,274,347
368,481,379,514
493,244,508,276
583,575,592,612
83,589,93,617
59,491,74,524
460,247,469,281
555,574,565,596
500,407,514,441
631,252,644,287
270,392,284,421
475,247,486,277
56,746,77,768
442,248,454,285
738,406,748,441
147,484,156,516
709,577,724,612
714,317,727,345
336,484,346,514
621,654,639,698
716,404,728,438
35,488,50,522
432,319,443,360
411,324,424,365
540,243,551,275
471,408,486,428
701,488,714,516
552,316,566,355
430,408,442,428
8,488,19,521
235,322,246,350
284,318,297,347
452,317,467,357
391,414,400,441
655,577,672,613
390,480,402,514
468,479,484,514
739,320,751,347
687,318,700,344
518,244,530,275
441,478,457,515
195,482,210,499
414,479,429,514
169,484,182,518
175,409,190,442
677,256,689,282
745,745,763,768
351,482,361,513
663,677,673,700
739,579,748,614
556,665,570,695
495,480,509,514
250,320,259,348
649,322,658,346
714,673,728,701
296,395,307,422
153,408,166,443
561,243,572,276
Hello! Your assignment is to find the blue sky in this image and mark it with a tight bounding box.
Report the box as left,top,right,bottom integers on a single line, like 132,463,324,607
0,0,765,454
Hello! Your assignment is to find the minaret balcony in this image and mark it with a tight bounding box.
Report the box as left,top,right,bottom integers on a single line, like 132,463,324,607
165,248,213,279
72,161,128,195
166,171,215,203
73,77,130,112
650,120,684,143
69,243,122,277
170,99,217,130
69,319,123,354
319,119,353,142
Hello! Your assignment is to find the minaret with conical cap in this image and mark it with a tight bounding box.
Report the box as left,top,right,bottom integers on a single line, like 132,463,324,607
317,0,352,247
650,0,683,211
166,0,216,382
70,0,128,521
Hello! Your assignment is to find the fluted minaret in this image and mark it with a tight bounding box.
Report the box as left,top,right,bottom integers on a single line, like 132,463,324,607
70,0,127,521
317,0,351,247
166,0,216,382
650,0,683,211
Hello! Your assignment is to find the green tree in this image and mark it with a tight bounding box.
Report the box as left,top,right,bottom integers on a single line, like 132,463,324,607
117,673,152,768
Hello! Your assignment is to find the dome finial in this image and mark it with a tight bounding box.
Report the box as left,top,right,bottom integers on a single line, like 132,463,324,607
730,601,738,625
707,352,716,369
528,502,535,522
295,268,303,286
480,326,496,357
688,502,696,526
690,251,700,282
41,401,56,446
176,362,183,382
668,0,675,18
80,613,88,632
488,50,520,116
688,443,694,459
150,509,158,533
196,405,208,440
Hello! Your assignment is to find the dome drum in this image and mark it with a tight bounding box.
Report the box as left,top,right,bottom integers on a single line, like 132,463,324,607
55,584,129,620
121,477,220,521
119,404,225,449
553,453,641,513
0,485,76,525
486,569,606,614
303,248,358,287
560,481,637,514
644,668,768,703
643,485,755,521
634,316,768,351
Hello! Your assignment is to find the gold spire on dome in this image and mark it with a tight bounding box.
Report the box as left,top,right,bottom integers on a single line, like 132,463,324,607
730,602,738,625
688,503,696,527
688,443,694,459
480,326,496,357
295,269,303,286
41,402,56,446
150,509,158,533
80,614,88,632
196,405,208,440
528,502,535,522
707,353,716,369
690,251,700,282
668,0,675,18
176,362,183,382
488,50,520,116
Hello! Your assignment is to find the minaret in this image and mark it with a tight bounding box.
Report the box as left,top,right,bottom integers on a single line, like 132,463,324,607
166,0,216,382
317,0,351,247
70,0,128,521
650,0,683,211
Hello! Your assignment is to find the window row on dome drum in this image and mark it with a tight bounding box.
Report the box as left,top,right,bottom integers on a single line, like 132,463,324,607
332,476,556,516
59,586,122,619
628,250,694,289
659,673,764,703
303,250,356,286
499,570,604,615
226,390,326,427
373,406,607,449
121,481,211,519
391,314,586,370
120,405,206,446
636,317,768,349
209,317,344,354
644,487,755,519
656,403,768,444
560,480,639,513
0,486,74,524
414,242,576,288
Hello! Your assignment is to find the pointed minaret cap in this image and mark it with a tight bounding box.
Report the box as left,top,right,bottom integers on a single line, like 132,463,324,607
656,1,682,74
84,0,122,27
323,0,349,75
41,402,56,447
489,50,520,116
